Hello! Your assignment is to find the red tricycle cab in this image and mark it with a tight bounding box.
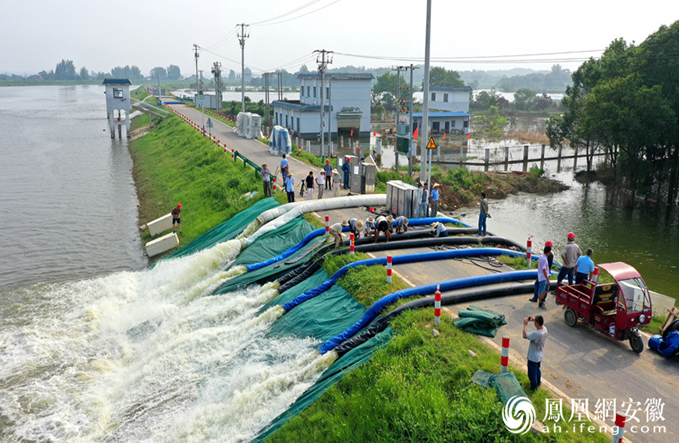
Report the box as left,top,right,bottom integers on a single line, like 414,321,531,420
555,262,652,353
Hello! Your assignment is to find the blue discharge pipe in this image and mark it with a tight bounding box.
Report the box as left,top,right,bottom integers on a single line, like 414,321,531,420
246,217,470,272
282,248,525,312
318,269,543,354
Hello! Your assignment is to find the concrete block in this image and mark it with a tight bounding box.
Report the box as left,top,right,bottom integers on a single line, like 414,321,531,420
147,213,173,237
650,291,676,317
145,232,179,257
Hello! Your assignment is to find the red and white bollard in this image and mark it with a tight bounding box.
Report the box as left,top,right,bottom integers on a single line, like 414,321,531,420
325,216,329,237
501,336,510,373
527,237,532,267
612,413,626,443
231,149,235,161
298,144,302,155
592,267,599,283
386,255,393,284
224,145,228,154
434,284,441,326
272,176,277,193
350,233,355,256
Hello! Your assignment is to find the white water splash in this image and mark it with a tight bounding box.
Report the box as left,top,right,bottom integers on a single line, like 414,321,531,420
0,242,327,443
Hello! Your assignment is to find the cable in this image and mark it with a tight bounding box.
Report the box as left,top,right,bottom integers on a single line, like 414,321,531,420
204,27,238,50
254,0,343,27
250,0,323,26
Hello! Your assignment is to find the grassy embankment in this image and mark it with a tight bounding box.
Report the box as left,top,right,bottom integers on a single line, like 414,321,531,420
129,111,263,250
267,251,608,443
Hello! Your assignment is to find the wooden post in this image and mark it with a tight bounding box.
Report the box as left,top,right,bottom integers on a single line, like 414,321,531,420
541,144,546,170
523,145,529,171
504,146,509,171
484,148,490,172
459,144,464,166
557,145,563,172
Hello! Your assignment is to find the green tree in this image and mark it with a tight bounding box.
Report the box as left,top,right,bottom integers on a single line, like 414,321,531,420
79,67,89,81
470,88,499,110
584,75,676,206
513,88,536,111
428,66,464,88
149,67,167,80
167,64,182,80
228,69,236,82
485,105,508,138
54,59,77,80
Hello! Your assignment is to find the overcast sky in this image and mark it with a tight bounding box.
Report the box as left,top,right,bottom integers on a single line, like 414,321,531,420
3,0,678,76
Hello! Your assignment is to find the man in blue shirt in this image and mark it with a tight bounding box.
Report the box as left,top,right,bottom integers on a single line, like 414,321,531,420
280,155,289,180
323,159,333,190
342,158,351,190
536,245,552,309
284,172,295,203
574,248,595,284
430,183,440,217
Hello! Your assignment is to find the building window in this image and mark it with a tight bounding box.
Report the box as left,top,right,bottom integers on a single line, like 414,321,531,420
326,87,330,100
313,87,317,98
297,117,300,131
431,92,436,101
451,120,456,127
113,88,123,99
444,93,449,102
307,86,310,97
300,87,304,98
275,113,279,125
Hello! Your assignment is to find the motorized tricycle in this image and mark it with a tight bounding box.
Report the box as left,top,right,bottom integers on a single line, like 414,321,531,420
555,262,652,353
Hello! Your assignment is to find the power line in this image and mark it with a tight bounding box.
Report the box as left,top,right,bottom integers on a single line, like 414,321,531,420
249,0,323,26
253,0,343,27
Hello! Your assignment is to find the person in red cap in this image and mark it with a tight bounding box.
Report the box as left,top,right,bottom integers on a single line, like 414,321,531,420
171,203,182,235
530,241,554,303
323,159,333,191
556,232,582,289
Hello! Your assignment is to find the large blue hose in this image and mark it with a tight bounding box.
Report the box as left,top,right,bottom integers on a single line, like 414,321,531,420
246,217,470,272
282,248,525,312
318,269,542,354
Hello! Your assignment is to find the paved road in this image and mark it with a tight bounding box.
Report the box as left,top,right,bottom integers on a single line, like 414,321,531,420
162,109,677,442
315,205,677,443
170,104,352,200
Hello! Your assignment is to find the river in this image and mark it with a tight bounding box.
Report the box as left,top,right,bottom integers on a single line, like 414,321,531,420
0,85,676,442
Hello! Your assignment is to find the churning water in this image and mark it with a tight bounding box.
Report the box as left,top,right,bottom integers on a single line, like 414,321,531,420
0,240,335,442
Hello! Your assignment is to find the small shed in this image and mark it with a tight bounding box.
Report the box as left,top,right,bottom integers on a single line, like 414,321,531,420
103,79,132,138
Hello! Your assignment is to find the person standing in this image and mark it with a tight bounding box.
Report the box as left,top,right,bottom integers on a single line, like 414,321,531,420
323,159,333,190
280,155,289,180
171,203,182,235
305,171,315,200
332,169,342,197
535,245,553,309
523,314,548,391
329,221,344,249
557,232,582,288
430,183,440,217
285,172,295,203
418,183,429,218
342,158,351,190
477,192,489,236
260,164,272,197
316,171,326,199
530,241,553,303
574,248,595,284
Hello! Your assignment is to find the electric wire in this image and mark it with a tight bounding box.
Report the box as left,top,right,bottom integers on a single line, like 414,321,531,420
249,0,323,26
252,0,343,27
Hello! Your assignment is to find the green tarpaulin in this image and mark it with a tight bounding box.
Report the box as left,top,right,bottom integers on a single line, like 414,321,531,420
454,305,507,338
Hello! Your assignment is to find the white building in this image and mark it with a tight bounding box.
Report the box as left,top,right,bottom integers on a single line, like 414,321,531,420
103,78,131,138
271,73,373,145
413,86,473,135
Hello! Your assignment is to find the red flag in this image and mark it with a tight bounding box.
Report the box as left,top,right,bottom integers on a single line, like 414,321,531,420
373,131,376,136
351,130,354,136
413,126,418,139
442,133,446,140
467,133,471,140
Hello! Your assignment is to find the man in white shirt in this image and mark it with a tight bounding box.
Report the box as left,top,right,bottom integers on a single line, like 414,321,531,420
316,171,326,199
536,245,552,309
523,315,548,391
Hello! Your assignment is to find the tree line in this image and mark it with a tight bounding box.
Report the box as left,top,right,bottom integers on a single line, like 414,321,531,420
547,21,679,207
1,60,185,82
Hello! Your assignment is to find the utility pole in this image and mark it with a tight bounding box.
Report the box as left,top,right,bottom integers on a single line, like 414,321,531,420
314,49,333,159
193,44,200,94
421,0,433,213
211,62,222,113
238,23,249,113
393,66,405,172
198,70,204,97
408,64,418,176
264,73,270,125
327,79,333,157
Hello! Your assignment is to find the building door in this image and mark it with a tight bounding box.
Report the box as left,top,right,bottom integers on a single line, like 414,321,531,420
444,121,450,133
432,121,440,133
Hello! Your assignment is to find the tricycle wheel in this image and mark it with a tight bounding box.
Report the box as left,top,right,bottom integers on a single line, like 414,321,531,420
564,308,577,327
662,320,679,340
630,334,644,353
